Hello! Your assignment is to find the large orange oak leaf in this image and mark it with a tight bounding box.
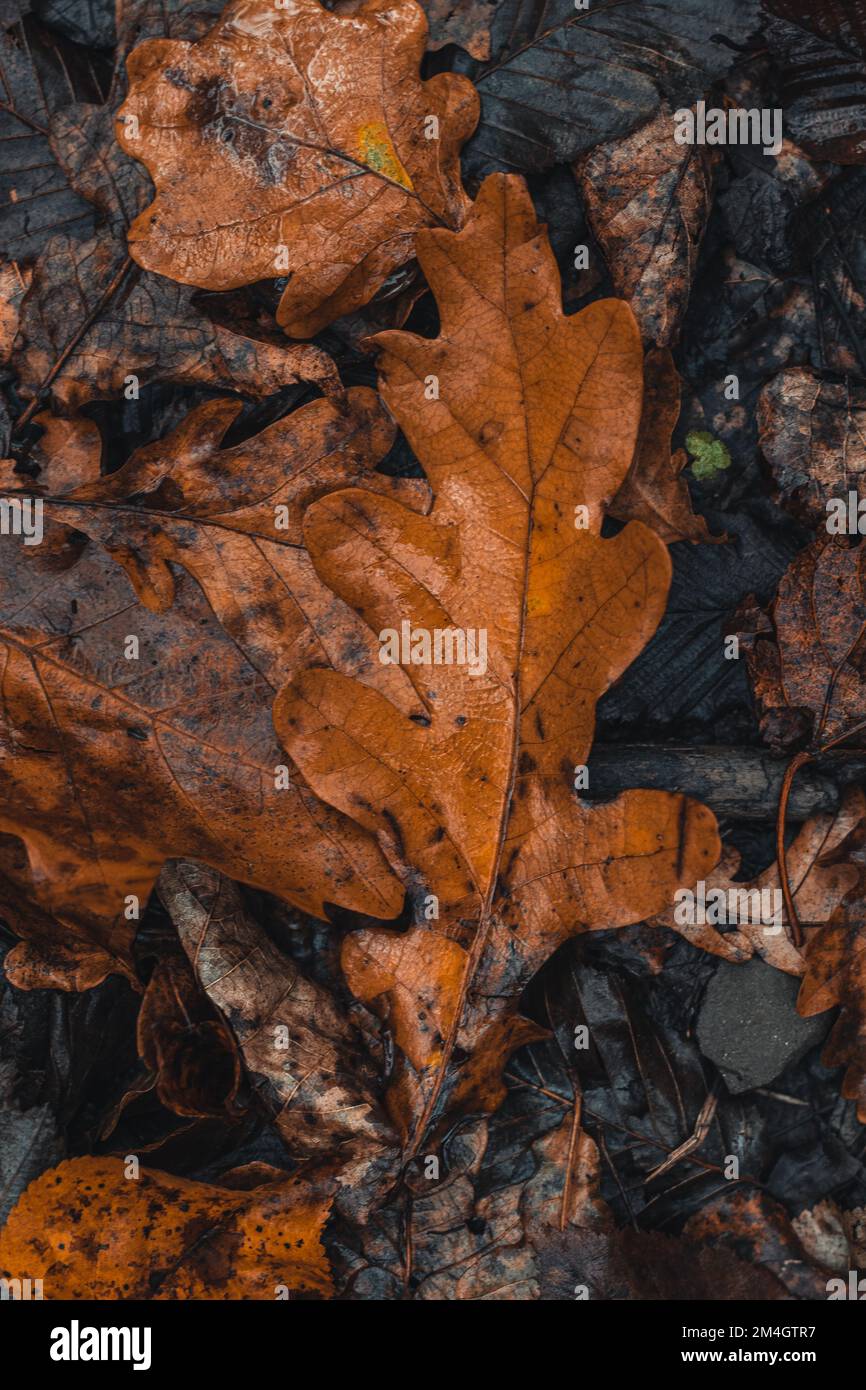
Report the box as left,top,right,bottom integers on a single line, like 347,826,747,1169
0,1156,333,1298
0,391,421,991
276,174,721,1147
116,0,479,337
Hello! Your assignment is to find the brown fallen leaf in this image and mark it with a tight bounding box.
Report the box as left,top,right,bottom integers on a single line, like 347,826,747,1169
157,861,400,1217
421,0,497,59
12,227,340,416
0,1155,333,1298
524,1111,789,1301
578,104,717,347
116,0,479,337
652,788,864,970
16,390,429,691
49,102,153,235
609,346,720,545
798,821,866,1121
791,1199,850,1276
740,538,866,948
683,1187,833,1300
740,538,866,752
0,390,425,989
0,260,30,363
759,367,866,527
276,173,721,1149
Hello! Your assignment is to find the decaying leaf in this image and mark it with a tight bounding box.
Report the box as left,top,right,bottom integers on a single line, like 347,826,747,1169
525,1111,788,1300
739,539,866,751
276,173,720,1148
799,826,866,1122
13,227,341,415
683,1187,834,1300
0,1155,334,1298
0,260,29,362
463,0,760,178
792,1198,850,1276
1,0,864,1314
0,388,428,989
342,1116,536,1297
116,0,479,337
48,101,152,232
759,367,866,527
115,0,226,70
421,0,497,59
608,347,718,544
767,1,866,164
578,106,717,348
0,17,100,260
157,861,400,1213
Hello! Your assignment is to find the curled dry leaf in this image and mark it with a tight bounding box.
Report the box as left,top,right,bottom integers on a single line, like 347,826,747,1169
0,389,428,989
116,0,478,337
137,944,242,1119
276,173,720,1149
0,1155,333,1298
759,367,866,527
739,538,866,751
608,346,719,545
578,105,717,348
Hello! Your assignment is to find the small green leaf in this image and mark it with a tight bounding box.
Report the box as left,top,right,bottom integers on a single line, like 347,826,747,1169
685,430,731,481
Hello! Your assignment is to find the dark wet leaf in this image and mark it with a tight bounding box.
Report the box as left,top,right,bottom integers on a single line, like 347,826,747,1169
462,0,761,178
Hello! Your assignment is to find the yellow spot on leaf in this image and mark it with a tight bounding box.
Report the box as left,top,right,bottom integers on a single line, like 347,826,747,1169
357,122,414,190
